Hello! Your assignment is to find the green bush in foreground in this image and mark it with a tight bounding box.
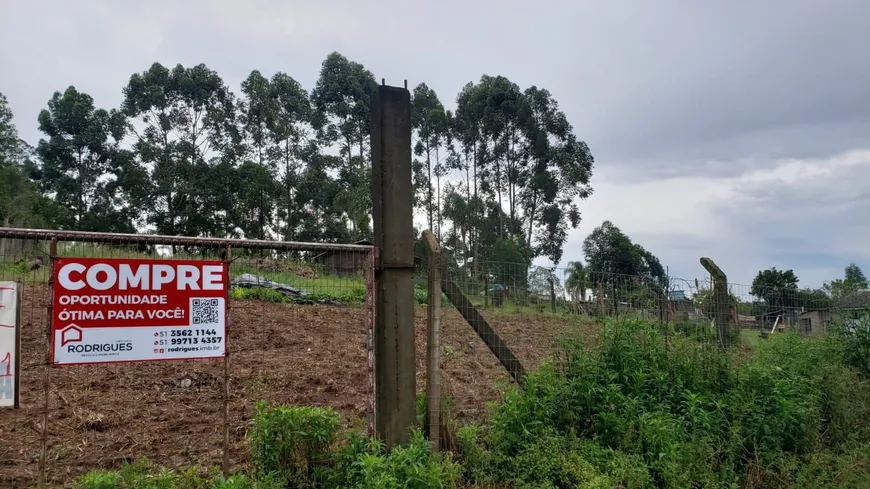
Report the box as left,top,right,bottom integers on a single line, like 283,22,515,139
250,402,341,484
455,318,870,488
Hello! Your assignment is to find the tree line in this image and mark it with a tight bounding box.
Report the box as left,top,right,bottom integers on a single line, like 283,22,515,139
556,220,867,312
0,52,594,268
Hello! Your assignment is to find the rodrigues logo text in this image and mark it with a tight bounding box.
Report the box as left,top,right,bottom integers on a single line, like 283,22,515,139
67,342,133,353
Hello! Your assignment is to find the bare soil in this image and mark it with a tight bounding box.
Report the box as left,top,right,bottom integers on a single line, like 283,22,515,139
0,285,592,487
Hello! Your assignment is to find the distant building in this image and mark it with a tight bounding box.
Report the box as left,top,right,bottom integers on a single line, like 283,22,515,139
312,240,373,277
667,289,702,320
838,290,870,329
797,310,831,335
668,290,688,301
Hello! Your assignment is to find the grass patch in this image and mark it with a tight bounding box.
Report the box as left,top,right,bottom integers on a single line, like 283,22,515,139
73,458,282,489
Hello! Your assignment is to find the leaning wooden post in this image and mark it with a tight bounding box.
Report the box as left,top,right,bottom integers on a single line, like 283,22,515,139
420,234,526,388
422,230,441,450
700,257,730,349
370,83,416,449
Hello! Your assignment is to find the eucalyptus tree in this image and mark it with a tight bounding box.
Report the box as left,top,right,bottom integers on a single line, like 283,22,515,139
455,77,594,265
411,83,450,235
238,70,277,239
37,86,138,232
517,86,593,264
311,52,377,239
0,92,63,235
268,72,315,241
123,62,238,237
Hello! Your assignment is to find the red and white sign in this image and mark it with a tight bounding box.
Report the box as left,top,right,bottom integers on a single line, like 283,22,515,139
1,281,20,407
52,258,227,365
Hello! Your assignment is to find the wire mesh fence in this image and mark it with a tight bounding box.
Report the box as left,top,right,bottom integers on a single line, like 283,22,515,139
2,226,865,485
413,255,852,429
0,229,375,488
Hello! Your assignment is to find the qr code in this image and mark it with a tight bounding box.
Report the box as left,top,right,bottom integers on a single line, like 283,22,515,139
191,298,221,325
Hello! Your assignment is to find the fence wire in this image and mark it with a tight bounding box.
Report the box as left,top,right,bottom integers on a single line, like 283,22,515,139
0,231,374,488
2,226,864,485
413,258,850,428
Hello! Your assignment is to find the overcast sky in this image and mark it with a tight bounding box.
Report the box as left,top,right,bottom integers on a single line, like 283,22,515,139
1,0,868,290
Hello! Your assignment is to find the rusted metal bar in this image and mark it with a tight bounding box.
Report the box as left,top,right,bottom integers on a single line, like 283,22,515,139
38,238,57,488
222,243,231,474
14,279,22,409
0,227,373,252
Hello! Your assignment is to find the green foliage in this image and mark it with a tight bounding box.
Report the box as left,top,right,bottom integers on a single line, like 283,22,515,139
453,318,870,488
0,91,65,230
3,53,594,267
485,237,531,290
582,221,666,287
333,431,461,489
414,286,428,305
751,267,831,311
564,261,589,302
751,267,799,307
411,82,449,236
74,458,282,489
250,402,341,485
825,263,869,301
38,86,138,232
832,315,870,376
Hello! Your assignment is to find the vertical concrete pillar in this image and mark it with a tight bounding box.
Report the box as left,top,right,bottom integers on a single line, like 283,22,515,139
370,84,415,449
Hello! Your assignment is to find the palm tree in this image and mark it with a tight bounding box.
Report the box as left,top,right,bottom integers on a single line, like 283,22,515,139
565,261,588,306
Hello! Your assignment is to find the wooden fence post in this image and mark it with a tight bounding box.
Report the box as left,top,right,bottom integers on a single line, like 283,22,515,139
422,230,441,450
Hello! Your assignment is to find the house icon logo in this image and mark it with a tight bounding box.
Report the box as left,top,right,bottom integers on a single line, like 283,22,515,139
61,324,83,346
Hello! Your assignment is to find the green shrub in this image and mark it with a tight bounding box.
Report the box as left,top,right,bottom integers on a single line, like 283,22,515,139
249,402,341,485
792,442,870,489
832,315,870,376
412,285,450,306
455,425,490,483
332,430,460,489
209,473,282,489
73,458,285,489
466,318,870,487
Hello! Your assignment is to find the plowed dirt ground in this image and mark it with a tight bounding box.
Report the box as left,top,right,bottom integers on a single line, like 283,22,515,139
1,285,593,487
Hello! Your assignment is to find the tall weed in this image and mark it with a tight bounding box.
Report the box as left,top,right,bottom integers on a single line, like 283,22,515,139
249,402,340,485
459,318,870,488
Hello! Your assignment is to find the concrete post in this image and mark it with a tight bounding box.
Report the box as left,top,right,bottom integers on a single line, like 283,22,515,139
700,257,731,349
370,84,415,449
